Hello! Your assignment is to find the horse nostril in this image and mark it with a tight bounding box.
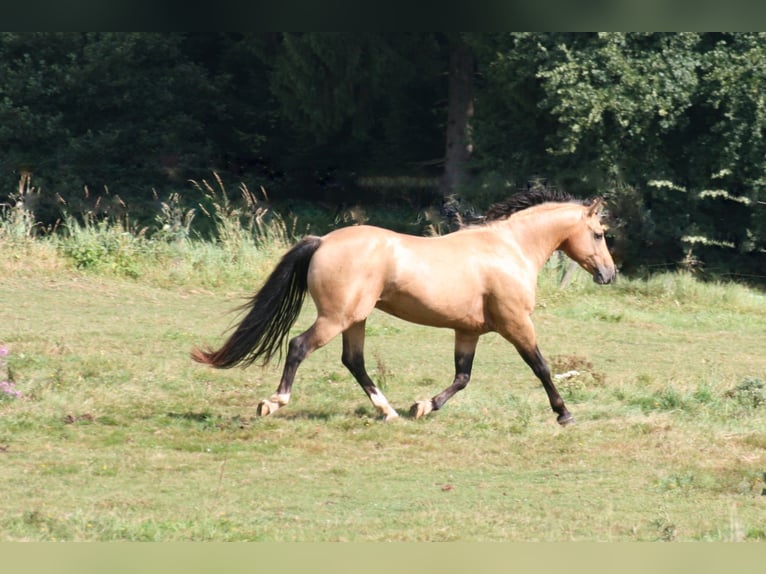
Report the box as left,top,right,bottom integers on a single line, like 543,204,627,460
593,266,616,285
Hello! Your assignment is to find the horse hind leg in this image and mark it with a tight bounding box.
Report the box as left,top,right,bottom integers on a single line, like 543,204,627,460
411,332,478,418
342,321,399,421
256,318,342,417
255,331,309,416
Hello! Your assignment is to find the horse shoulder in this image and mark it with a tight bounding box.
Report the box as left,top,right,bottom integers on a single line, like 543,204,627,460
461,228,538,322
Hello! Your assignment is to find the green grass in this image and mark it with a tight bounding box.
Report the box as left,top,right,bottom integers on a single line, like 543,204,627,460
1,233,766,541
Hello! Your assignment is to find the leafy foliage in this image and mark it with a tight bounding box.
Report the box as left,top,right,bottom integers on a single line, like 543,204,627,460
1,33,765,280
470,32,765,277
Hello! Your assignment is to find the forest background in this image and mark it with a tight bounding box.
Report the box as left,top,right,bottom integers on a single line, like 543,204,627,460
1,32,765,281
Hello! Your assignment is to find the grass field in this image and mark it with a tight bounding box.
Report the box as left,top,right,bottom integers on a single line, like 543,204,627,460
1,238,765,541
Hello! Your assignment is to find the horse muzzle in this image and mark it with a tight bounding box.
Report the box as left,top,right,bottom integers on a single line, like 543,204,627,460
593,265,617,285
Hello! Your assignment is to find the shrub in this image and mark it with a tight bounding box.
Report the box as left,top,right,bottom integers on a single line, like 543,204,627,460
59,213,146,278
725,377,766,410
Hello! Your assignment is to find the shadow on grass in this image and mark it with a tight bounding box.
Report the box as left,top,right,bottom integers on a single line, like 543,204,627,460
165,409,339,426
165,411,252,430
166,411,215,423
164,404,430,426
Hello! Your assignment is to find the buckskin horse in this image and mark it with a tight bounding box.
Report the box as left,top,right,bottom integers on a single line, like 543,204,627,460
192,188,616,426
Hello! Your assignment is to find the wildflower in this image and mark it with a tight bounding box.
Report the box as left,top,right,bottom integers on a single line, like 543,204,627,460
0,381,21,399
0,348,22,399
0,380,22,399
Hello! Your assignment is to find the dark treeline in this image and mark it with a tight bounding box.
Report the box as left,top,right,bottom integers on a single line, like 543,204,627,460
1,32,765,280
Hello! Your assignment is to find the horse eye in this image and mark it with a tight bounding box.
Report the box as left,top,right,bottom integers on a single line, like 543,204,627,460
594,232,604,241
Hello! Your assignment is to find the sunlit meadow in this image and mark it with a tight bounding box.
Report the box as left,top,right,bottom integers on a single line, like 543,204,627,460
1,182,765,541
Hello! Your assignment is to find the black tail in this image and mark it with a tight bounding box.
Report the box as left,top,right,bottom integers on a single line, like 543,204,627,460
192,236,322,368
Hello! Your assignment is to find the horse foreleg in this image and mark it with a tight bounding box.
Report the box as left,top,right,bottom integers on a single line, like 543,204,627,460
411,332,478,418
342,321,399,421
518,344,574,426
497,314,574,426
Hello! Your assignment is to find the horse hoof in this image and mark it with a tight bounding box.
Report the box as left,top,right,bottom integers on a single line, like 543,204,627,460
256,400,277,417
384,411,400,422
557,413,575,426
410,400,433,419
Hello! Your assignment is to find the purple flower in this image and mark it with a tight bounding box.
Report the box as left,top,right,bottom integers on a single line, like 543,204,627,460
0,380,21,399
0,347,19,398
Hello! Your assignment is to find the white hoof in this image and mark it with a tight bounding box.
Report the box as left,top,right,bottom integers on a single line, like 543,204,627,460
410,400,434,419
383,410,400,422
256,393,290,417
256,399,279,416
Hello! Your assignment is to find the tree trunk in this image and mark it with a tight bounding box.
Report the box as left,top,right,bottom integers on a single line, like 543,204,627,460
440,38,475,197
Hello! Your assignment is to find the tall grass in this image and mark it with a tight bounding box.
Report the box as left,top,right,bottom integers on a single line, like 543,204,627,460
1,174,296,290
0,175,63,278
0,173,39,243
4,171,766,305
192,172,294,252
536,254,765,319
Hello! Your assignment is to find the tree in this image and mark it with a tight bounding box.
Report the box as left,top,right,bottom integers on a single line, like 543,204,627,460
470,32,765,276
0,33,82,180
0,32,221,220
1,33,763,279
441,34,475,197
65,33,218,188
688,33,766,272
265,33,446,184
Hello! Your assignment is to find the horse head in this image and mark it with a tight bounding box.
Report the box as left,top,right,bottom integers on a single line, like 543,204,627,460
560,198,617,284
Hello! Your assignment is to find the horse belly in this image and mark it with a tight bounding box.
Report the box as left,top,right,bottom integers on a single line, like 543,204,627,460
375,290,487,332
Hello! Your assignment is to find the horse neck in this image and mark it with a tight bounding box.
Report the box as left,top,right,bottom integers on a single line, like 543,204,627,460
502,205,580,271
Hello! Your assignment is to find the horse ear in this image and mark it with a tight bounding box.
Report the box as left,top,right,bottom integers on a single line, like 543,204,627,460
586,197,604,217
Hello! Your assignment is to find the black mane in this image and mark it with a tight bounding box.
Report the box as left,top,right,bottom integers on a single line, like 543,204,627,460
484,188,583,221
